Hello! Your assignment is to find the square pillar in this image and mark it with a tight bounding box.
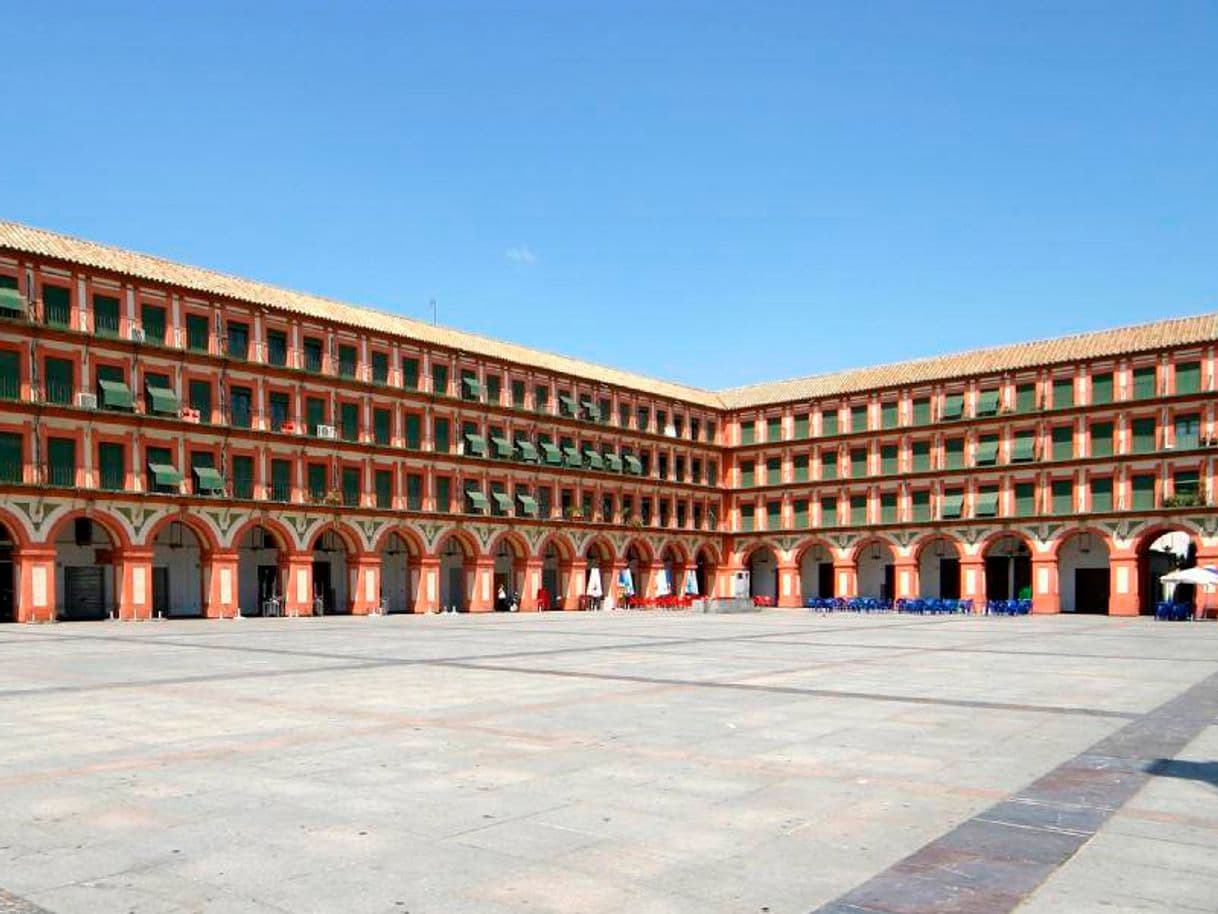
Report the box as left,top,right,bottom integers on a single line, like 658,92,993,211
469,557,495,612
417,556,440,613
893,557,919,601
282,552,314,616
116,548,155,620
1031,554,1060,614
960,557,986,611
833,560,857,599
1108,554,1140,616
350,554,382,615
15,545,56,623
522,558,544,612
204,550,240,619
777,561,800,608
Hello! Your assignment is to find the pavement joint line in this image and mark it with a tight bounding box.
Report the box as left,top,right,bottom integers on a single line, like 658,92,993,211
808,668,1218,914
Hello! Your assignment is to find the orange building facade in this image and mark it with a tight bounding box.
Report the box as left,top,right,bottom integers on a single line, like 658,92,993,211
0,221,1214,622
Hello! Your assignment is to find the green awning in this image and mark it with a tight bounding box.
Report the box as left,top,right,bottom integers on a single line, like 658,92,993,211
0,288,25,315
463,433,488,457
603,452,623,472
461,376,482,399
942,393,964,420
490,436,514,459
558,394,578,416
975,492,999,517
491,491,513,513
975,441,999,466
98,379,133,410
540,442,563,465
148,463,182,487
1011,435,1036,462
193,466,225,493
583,448,604,471
581,398,599,421
941,493,964,519
976,390,1001,416
465,489,490,512
517,494,539,516
517,440,540,462
623,454,643,475
562,445,583,468
147,385,180,416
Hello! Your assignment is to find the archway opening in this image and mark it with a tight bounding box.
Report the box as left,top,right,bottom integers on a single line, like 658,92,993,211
799,543,834,602
539,539,570,610
311,529,351,615
0,519,14,622
492,535,526,611
238,524,282,616
660,546,686,598
748,546,778,599
1138,529,1198,616
626,543,651,601
55,517,116,621
380,532,420,614
151,521,204,618
984,535,1032,602
918,536,961,599
695,547,717,599
438,534,471,611
584,540,613,609
1059,531,1111,614
857,540,894,601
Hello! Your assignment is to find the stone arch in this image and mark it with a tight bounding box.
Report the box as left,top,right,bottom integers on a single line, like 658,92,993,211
981,531,1034,603
1133,523,1201,616
658,541,690,598
693,543,718,599
911,533,964,599
235,521,291,615
537,533,575,610
143,511,221,555
853,536,896,601
229,515,295,553
372,524,426,558
0,506,31,550
795,537,836,601
435,529,477,611
306,520,363,556
742,541,780,600
619,536,655,565
378,527,424,614
488,530,529,609
0,511,22,623
45,507,132,552
1052,527,1113,614
309,525,357,615
623,538,654,601
149,518,208,618
50,509,125,620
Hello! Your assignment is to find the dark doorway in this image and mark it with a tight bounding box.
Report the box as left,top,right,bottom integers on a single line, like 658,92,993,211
818,562,834,598
0,537,13,622
1074,568,1110,615
62,566,105,621
883,565,894,602
152,566,170,618
312,561,334,614
939,558,961,599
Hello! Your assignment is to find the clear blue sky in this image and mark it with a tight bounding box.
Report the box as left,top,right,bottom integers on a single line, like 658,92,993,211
2,2,1215,389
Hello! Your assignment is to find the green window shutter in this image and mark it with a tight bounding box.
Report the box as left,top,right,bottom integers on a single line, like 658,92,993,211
48,437,76,487
340,402,359,441
375,470,393,508
1011,431,1036,463
1175,413,1201,450
373,408,391,445
1016,383,1037,413
1091,373,1113,405
1131,474,1155,510
341,467,360,506
45,357,73,404
98,442,124,490
740,421,755,445
766,501,781,530
97,378,133,410
945,438,964,470
302,338,324,372
404,413,421,449
270,459,292,501
1090,422,1113,458
793,499,809,529
306,398,325,435
266,330,288,366
307,464,327,500
821,411,838,436
942,393,964,421
975,436,999,466
850,448,867,478
1051,426,1073,461
740,460,755,488
766,457,781,486
912,398,930,425
911,490,930,523
186,314,209,352
435,477,452,512
1053,378,1074,409
432,364,448,395
1051,480,1073,515
976,389,1000,416
739,504,754,533
1131,417,1156,453
793,454,809,482
911,440,930,472
1174,470,1200,499
0,349,19,400
227,322,250,360
140,304,166,344
1132,366,1156,400
512,380,526,408
1014,482,1036,517
1175,361,1201,396
880,492,897,523
941,491,963,519
820,497,837,526
821,449,837,480
44,285,71,327
880,402,898,429
880,445,898,475
0,432,22,483
793,414,809,439
406,473,423,510
461,372,481,401
371,352,389,384
851,405,868,432
231,455,254,499
93,294,120,336
1091,477,1113,512
228,386,253,428
401,358,419,389
336,345,357,378
465,433,489,458
850,495,867,526
188,380,212,424
975,487,1000,517
192,464,226,497
146,382,179,417
767,417,781,442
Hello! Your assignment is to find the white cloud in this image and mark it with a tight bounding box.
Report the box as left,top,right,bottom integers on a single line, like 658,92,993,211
504,245,537,265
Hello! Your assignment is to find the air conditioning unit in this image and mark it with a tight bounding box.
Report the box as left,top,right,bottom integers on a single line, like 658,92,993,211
316,424,337,440
663,424,677,438
76,392,98,410
128,326,146,343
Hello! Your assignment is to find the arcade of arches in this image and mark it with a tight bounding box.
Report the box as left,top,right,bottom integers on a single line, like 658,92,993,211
2,508,1214,622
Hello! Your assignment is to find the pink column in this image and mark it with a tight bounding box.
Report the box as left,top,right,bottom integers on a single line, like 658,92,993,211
469,557,495,612
116,548,154,620
1031,554,1060,614
204,550,240,618
15,545,56,623
281,552,314,616
350,554,382,615
960,557,986,612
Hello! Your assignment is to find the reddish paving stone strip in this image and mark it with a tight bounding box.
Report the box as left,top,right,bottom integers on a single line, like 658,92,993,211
0,889,52,914
812,670,1218,914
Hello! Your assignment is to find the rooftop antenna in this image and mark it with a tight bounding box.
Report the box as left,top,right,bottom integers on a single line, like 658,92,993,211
430,298,437,326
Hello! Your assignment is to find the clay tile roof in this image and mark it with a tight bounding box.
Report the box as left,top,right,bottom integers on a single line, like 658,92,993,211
0,220,721,407
3,220,1215,414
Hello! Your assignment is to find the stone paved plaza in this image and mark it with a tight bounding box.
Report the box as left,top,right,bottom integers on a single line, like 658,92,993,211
1,611,1216,914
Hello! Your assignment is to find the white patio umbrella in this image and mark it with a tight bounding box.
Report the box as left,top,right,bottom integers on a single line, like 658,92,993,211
586,566,604,598
1160,567,1218,587
618,568,635,597
683,568,699,597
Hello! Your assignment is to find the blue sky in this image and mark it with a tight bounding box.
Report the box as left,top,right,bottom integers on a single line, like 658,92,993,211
2,2,1215,389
